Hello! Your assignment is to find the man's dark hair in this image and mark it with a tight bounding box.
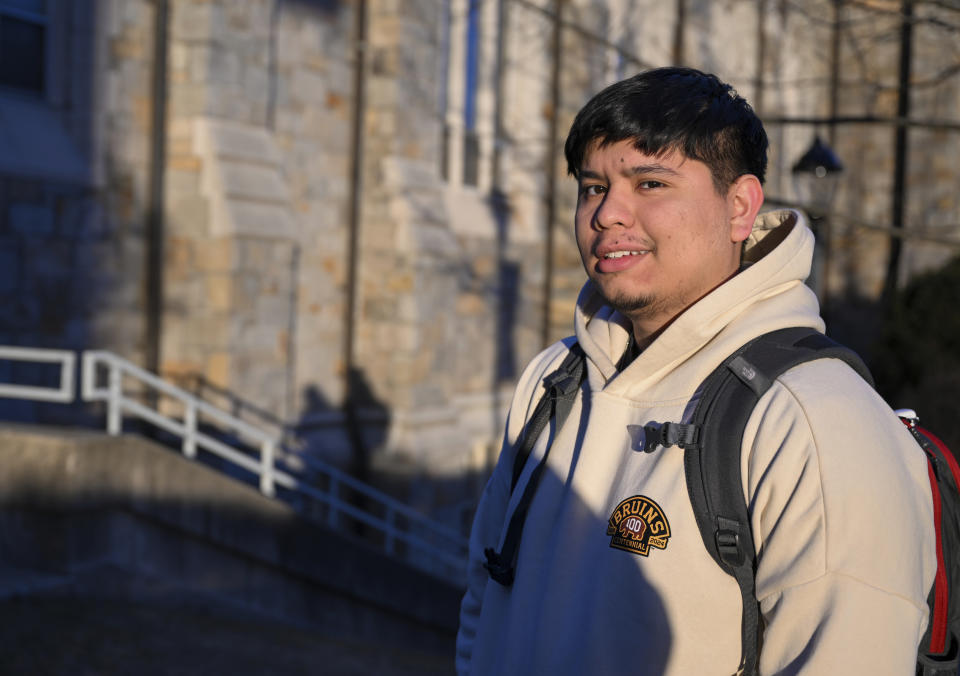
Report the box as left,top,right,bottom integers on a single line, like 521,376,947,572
564,67,768,191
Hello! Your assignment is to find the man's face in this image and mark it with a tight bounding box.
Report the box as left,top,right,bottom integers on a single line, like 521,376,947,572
575,139,748,337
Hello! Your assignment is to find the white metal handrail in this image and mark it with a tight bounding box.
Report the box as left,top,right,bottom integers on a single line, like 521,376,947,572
0,346,75,403
280,449,468,547
79,350,468,581
82,350,278,496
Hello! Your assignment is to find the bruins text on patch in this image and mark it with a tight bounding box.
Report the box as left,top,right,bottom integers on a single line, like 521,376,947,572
606,495,671,556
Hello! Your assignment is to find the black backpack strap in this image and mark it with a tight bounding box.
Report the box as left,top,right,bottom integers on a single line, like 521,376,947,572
677,327,872,676
484,343,587,586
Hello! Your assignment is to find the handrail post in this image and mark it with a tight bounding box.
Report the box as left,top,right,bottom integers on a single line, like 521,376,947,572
183,400,197,458
61,352,76,403
107,361,122,435
260,439,275,497
81,351,95,401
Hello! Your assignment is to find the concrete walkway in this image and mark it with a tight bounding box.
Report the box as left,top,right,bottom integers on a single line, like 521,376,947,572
0,593,454,675
0,424,461,675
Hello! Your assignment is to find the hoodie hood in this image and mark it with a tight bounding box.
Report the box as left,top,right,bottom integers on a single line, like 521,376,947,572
573,209,824,400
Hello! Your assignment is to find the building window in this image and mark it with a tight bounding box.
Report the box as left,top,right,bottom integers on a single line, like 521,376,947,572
0,0,47,95
438,0,452,182
440,0,498,191
462,0,480,187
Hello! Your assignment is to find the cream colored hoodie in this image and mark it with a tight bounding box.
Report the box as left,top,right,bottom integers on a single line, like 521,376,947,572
456,210,936,676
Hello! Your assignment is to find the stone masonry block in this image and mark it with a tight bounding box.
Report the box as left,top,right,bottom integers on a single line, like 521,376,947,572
290,67,328,105
237,238,273,269
253,297,291,328
205,351,231,388
218,163,289,203
380,156,436,190
364,298,400,322
204,82,253,121
110,34,146,62
243,69,271,107
171,2,214,42
169,82,208,117
191,117,296,220
225,3,252,32
170,42,188,72
168,154,202,172
205,274,233,312
195,237,235,273
234,271,261,308
167,194,210,235
165,236,194,282
455,293,487,317
221,200,297,240
196,116,283,165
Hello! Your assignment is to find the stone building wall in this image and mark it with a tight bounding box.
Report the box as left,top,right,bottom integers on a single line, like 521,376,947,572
3,0,960,520
898,1,960,282
155,0,960,507
353,0,534,485
161,0,355,436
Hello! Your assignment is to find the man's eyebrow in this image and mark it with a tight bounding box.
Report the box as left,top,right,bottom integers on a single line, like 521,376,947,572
627,164,680,177
577,165,680,180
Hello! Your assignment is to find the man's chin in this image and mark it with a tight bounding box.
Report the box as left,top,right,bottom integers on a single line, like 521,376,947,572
600,289,657,317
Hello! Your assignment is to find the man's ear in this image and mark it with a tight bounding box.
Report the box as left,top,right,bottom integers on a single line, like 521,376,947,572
727,174,764,243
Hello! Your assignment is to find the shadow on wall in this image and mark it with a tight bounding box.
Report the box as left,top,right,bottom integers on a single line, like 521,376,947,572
490,189,519,387
283,0,343,13
0,0,133,429
290,368,391,482
176,366,391,481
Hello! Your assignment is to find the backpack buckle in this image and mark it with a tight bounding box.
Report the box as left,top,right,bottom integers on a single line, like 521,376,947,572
643,422,700,451
716,517,746,567
896,408,919,429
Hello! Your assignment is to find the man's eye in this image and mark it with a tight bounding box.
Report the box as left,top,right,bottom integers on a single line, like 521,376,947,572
581,184,606,197
638,180,665,190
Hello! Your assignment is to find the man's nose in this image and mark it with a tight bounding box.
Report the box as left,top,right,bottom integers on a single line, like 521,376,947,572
593,190,634,229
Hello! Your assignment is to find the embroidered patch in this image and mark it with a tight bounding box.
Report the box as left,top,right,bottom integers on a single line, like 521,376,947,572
606,495,671,556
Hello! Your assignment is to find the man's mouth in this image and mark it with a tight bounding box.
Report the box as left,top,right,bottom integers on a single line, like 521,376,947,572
602,250,649,259
594,246,653,273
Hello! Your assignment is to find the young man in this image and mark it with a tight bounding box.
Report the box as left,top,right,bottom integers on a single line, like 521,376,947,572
456,68,936,675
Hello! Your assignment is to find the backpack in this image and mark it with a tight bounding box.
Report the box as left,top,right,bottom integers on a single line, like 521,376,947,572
482,327,960,676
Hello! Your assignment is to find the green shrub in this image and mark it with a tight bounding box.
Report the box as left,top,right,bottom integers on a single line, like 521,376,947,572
872,255,960,450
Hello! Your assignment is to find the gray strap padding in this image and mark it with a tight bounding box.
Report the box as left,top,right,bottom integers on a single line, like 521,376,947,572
486,344,587,586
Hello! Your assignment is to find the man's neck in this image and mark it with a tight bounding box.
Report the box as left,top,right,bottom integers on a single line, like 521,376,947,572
631,318,672,351
617,335,643,371
629,262,745,348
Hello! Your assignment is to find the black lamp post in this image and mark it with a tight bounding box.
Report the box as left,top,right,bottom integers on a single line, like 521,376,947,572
792,135,844,311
